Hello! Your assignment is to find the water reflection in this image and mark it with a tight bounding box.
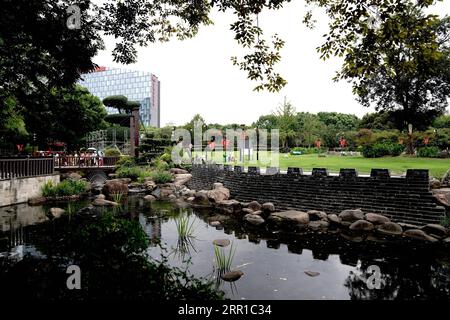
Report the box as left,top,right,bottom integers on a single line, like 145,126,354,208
0,196,449,300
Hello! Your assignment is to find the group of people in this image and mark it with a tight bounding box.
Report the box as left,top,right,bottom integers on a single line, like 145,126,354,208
53,150,105,167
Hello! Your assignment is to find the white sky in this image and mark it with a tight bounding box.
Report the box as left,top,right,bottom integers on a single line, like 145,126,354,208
93,0,450,127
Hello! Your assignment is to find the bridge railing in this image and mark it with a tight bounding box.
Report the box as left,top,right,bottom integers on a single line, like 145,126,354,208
0,157,54,180
54,156,120,168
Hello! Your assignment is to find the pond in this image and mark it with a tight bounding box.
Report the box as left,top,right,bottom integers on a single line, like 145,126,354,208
1,195,449,300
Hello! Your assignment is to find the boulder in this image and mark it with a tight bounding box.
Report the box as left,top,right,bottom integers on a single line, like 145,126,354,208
349,220,374,231
143,180,157,191
365,213,390,225
170,168,189,174
339,209,364,222
307,210,328,221
403,229,438,242
376,222,403,236
47,207,65,219
206,185,230,203
420,224,448,239
213,239,231,247
96,194,106,200
187,196,195,202
28,196,47,206
220,270,244,282
213,182,224,189
210,221,221,227
327,214,341,224
102,179,129,196
242,208,254,215
113,178,131,184
398,222,422,231
191,191,212,207
261,202,276,212
153,186,175,199
443,237,450,243
92,198,119,207
144,195,157,202
339,221,352,228
251,210,263,216
67,172,82,181
269,210,309,225
90,181,104,195
173,173,192,186
432,188,450,208
129,188,145,194
430,178,441,189
215,199,242,214
248,201,262,212
308,220,329,230
180,188,195,197
243,214,265,225
129,182,142,188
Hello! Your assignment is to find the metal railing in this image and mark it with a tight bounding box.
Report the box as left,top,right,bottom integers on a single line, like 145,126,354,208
0,157,54,180
53,156,120,168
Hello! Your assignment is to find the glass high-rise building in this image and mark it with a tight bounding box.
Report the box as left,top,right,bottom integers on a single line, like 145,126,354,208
78,66,160,127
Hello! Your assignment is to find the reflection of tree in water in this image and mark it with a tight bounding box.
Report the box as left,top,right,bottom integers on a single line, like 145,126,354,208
0,210,223,300
194,207,450,300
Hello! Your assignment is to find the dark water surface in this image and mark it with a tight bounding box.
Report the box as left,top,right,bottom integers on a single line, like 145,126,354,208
1,196,449,300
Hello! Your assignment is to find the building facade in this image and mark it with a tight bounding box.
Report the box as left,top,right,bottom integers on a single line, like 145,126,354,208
78,66,160,127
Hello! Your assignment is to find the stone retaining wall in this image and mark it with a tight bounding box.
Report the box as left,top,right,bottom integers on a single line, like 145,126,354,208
0,174,60,207
188,165,446,225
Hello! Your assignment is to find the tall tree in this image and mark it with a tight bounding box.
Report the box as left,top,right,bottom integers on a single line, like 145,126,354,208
0,0,103,147
307,0,450,130
273,98,298,149
24,85,107,150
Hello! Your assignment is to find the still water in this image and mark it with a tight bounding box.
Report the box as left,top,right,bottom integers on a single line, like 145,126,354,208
1,196,449,300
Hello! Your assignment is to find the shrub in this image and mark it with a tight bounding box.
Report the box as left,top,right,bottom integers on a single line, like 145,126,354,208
115,155,135,168
159,153,171,163
151,158,170,171
104,147,122,157
150,171,172,184
372,130,401,144
362,142,404,158
417,146,440,158
42,179,89,197
42,181,56,197
116,166,142,181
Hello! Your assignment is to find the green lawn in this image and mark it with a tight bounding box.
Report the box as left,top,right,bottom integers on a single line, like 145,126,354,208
193,151,449,178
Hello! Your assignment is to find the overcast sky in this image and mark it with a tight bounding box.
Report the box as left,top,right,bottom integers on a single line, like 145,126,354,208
93,1,450,127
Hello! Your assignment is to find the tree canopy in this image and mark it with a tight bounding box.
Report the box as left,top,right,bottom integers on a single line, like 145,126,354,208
315,1,450,130
23,85,107,150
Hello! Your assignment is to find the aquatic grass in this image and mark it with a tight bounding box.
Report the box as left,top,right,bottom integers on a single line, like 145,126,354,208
111,191,125,203
41,179,88,197
41,180,56,197
175,214,197,239
214,242,236,273
173,214,198,259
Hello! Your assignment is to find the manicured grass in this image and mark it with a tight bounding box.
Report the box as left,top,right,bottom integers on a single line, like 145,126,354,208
194,151,449,178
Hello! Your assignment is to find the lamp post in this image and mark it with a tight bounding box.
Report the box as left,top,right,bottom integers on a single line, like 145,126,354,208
240,124,246,162
256,126,259,161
